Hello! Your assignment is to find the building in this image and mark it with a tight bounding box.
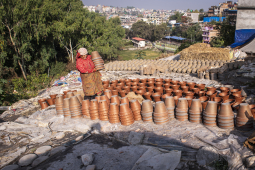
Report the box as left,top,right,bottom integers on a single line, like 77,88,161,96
132,37,146,48
183,13,200,22
202,25,219,44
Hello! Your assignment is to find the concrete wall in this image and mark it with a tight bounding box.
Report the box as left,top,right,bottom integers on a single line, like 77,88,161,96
236,0,255,30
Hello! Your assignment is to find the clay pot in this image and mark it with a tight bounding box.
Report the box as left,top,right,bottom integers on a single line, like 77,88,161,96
171,85,180,90
50,94,57,100
185,91,194,97
187,82,196,89
98,100,109,121
69,96,82,118
110,95,120,105
119,103,134,126
108,103,120,124
189,99,202,113
207,87,217,92
163,83,171,89
147,78,155,82
41,102,48,109
231,89,241,94
156,78,163,82
138,83,146,87
140,79,147,83
119,79,125,83
165,88,173,94
112,90,119,96
154,87,164,94
181,86,189,93
131,82,138,86
237,103,253,120
206,91,217,101
63,98,72,118
121,97,130,106
141,100,153,113
235,96,245,103
198,91,206,97
125,82,131,87
161,94,170,101
164,79,172,83
130,100,142,121
131,86,138,92
152,94,162,102
111,80,118,84
123,86,131,93
173,96,181,106
154,101,169,124
132,78,140,83
219,92,229,101
204,101,217,115
171,80,179,85
173,90,183,96
197,84,206,90
66,92,74,98
125,79,132,83
218,102,234,129
136,90,146,96
143,92,152,100
155,82,163,87
165,96,175,108
176,98,188,111
89,99,99,120
45,98,53,106
147,82,155,87
192,88,200,94
81,99,90,118
119,90,127,97
102,80,110,85
179,81,187,86
146,86,154,92
220,87,230,93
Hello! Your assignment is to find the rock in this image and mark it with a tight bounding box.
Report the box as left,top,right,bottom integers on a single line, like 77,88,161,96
131,147,181,170
81,153,94,166
196,147,219,166
31,134,45,142
86,165,96,170
0,125,6,130
55,132,65,140
31,156,49,167
50,146,66,156
75,124,90,133
0,147,27,168
34,146,52,156
128,132,144,145
18,154,37,166
1,165,19,170
246,156,255,168
76,136,83,141
38,121,48,127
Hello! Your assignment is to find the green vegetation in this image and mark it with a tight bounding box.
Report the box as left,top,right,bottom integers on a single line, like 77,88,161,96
169,12,183,23
134,51,146,59
126,21,169,42
0,0,125,106
118,49,160,60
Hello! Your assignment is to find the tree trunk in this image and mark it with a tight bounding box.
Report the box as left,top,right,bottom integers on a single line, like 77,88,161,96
18,60,27,80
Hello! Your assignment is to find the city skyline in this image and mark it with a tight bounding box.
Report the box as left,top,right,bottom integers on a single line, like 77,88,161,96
82,0,238,10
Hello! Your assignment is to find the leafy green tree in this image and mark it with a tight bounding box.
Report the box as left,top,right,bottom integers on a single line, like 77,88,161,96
169,12,183,23
193,9,199,13
134,51,146,59
210,37,224,47
199,9,204,13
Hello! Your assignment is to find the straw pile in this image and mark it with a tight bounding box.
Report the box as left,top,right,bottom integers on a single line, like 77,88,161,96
180,43,230,61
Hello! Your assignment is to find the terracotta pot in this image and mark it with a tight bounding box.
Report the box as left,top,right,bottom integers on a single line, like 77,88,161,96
66,92,74,98
147,82,155,87
207,87,217,92
163,83,171,89
187,82,196,89
136,89,146,96
110,95,120,105
111,80,118,84
179,81,187,86
123,86,131,93
173,90,183,96
173,96,181,106
220,87,230,93
152,94,161,102
131,82,138,86
131,86,138,92
219,92,229,101
164,79,172,84
89,99,99,120
132,78,139,83
181,86,189,93
165,96,175,108
154,87,164,94
165,88,173,94
171,85,180,90
204,101,217,115
192,88,200,94
121,97,130,106
50,94,57,100
41,101,48,109
100,95,110,105
38,98,46,106
125,82,131,87
147,78,155,82
143,92,152,100
155,82,163,87
197,84,206,90
198,91,206,97
130,100,142,121
140,79,147,83
176,98,188,111
206,91,217,101
156,78,163,82
98,100,109,121
141,100,153,114
138,83,146,87
185,91,194,97
171,80,179,85
119,90,127,97
189,99,202,113
112,90,119,96
162,93,171,101
235,96,245,103
237,103,253,120
146,86,154,92
231,89,241,94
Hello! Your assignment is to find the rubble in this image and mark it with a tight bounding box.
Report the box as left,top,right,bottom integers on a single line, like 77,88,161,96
81,153,94,166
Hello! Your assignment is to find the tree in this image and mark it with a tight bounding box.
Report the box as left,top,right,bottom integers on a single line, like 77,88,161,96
199,9,204,13
193,9,199,13
169,12,183,23
137,14,143,18
210,37,224,47
134,51,146,59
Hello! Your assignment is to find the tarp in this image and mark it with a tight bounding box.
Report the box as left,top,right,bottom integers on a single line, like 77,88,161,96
230,29,255,48
203,17,226,22
164,36,186,41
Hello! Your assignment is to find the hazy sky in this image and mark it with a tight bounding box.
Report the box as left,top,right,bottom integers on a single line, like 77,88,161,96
82,0,237,10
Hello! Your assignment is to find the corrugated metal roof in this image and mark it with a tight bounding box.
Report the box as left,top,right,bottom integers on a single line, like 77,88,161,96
132,37,146,41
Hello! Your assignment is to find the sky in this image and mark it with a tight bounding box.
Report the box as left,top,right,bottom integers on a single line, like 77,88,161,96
82,0,237,11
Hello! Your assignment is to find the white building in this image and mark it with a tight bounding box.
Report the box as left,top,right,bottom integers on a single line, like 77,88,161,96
132,37,146,48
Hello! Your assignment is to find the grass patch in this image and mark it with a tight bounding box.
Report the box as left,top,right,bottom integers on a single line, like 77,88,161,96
118,49,161,61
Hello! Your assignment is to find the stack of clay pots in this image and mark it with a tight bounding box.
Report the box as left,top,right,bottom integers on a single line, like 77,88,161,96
236,103,253,131
89,99,99,120
203,101,217,127
141,100,153,122
189,99,202,123
50,94,57,104
130,100,142,121
104,90,112,100
119,103,134,126
46,98,54,106
98,100,109,121
38,98,49,110
218,102,234,129
164,96,175,119
63,98,71,118
69,96,82,118
55,95,64,115
175,98,189,121
153,101,169,124
81,100,90,118
110,95,120,105
91,51,104,71
108,103,120,124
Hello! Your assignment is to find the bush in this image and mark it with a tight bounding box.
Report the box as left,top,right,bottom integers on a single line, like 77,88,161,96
50,62,67,76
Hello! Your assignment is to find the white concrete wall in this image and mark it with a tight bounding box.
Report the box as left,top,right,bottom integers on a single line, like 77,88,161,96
238,0,255,6
236,0,255,30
